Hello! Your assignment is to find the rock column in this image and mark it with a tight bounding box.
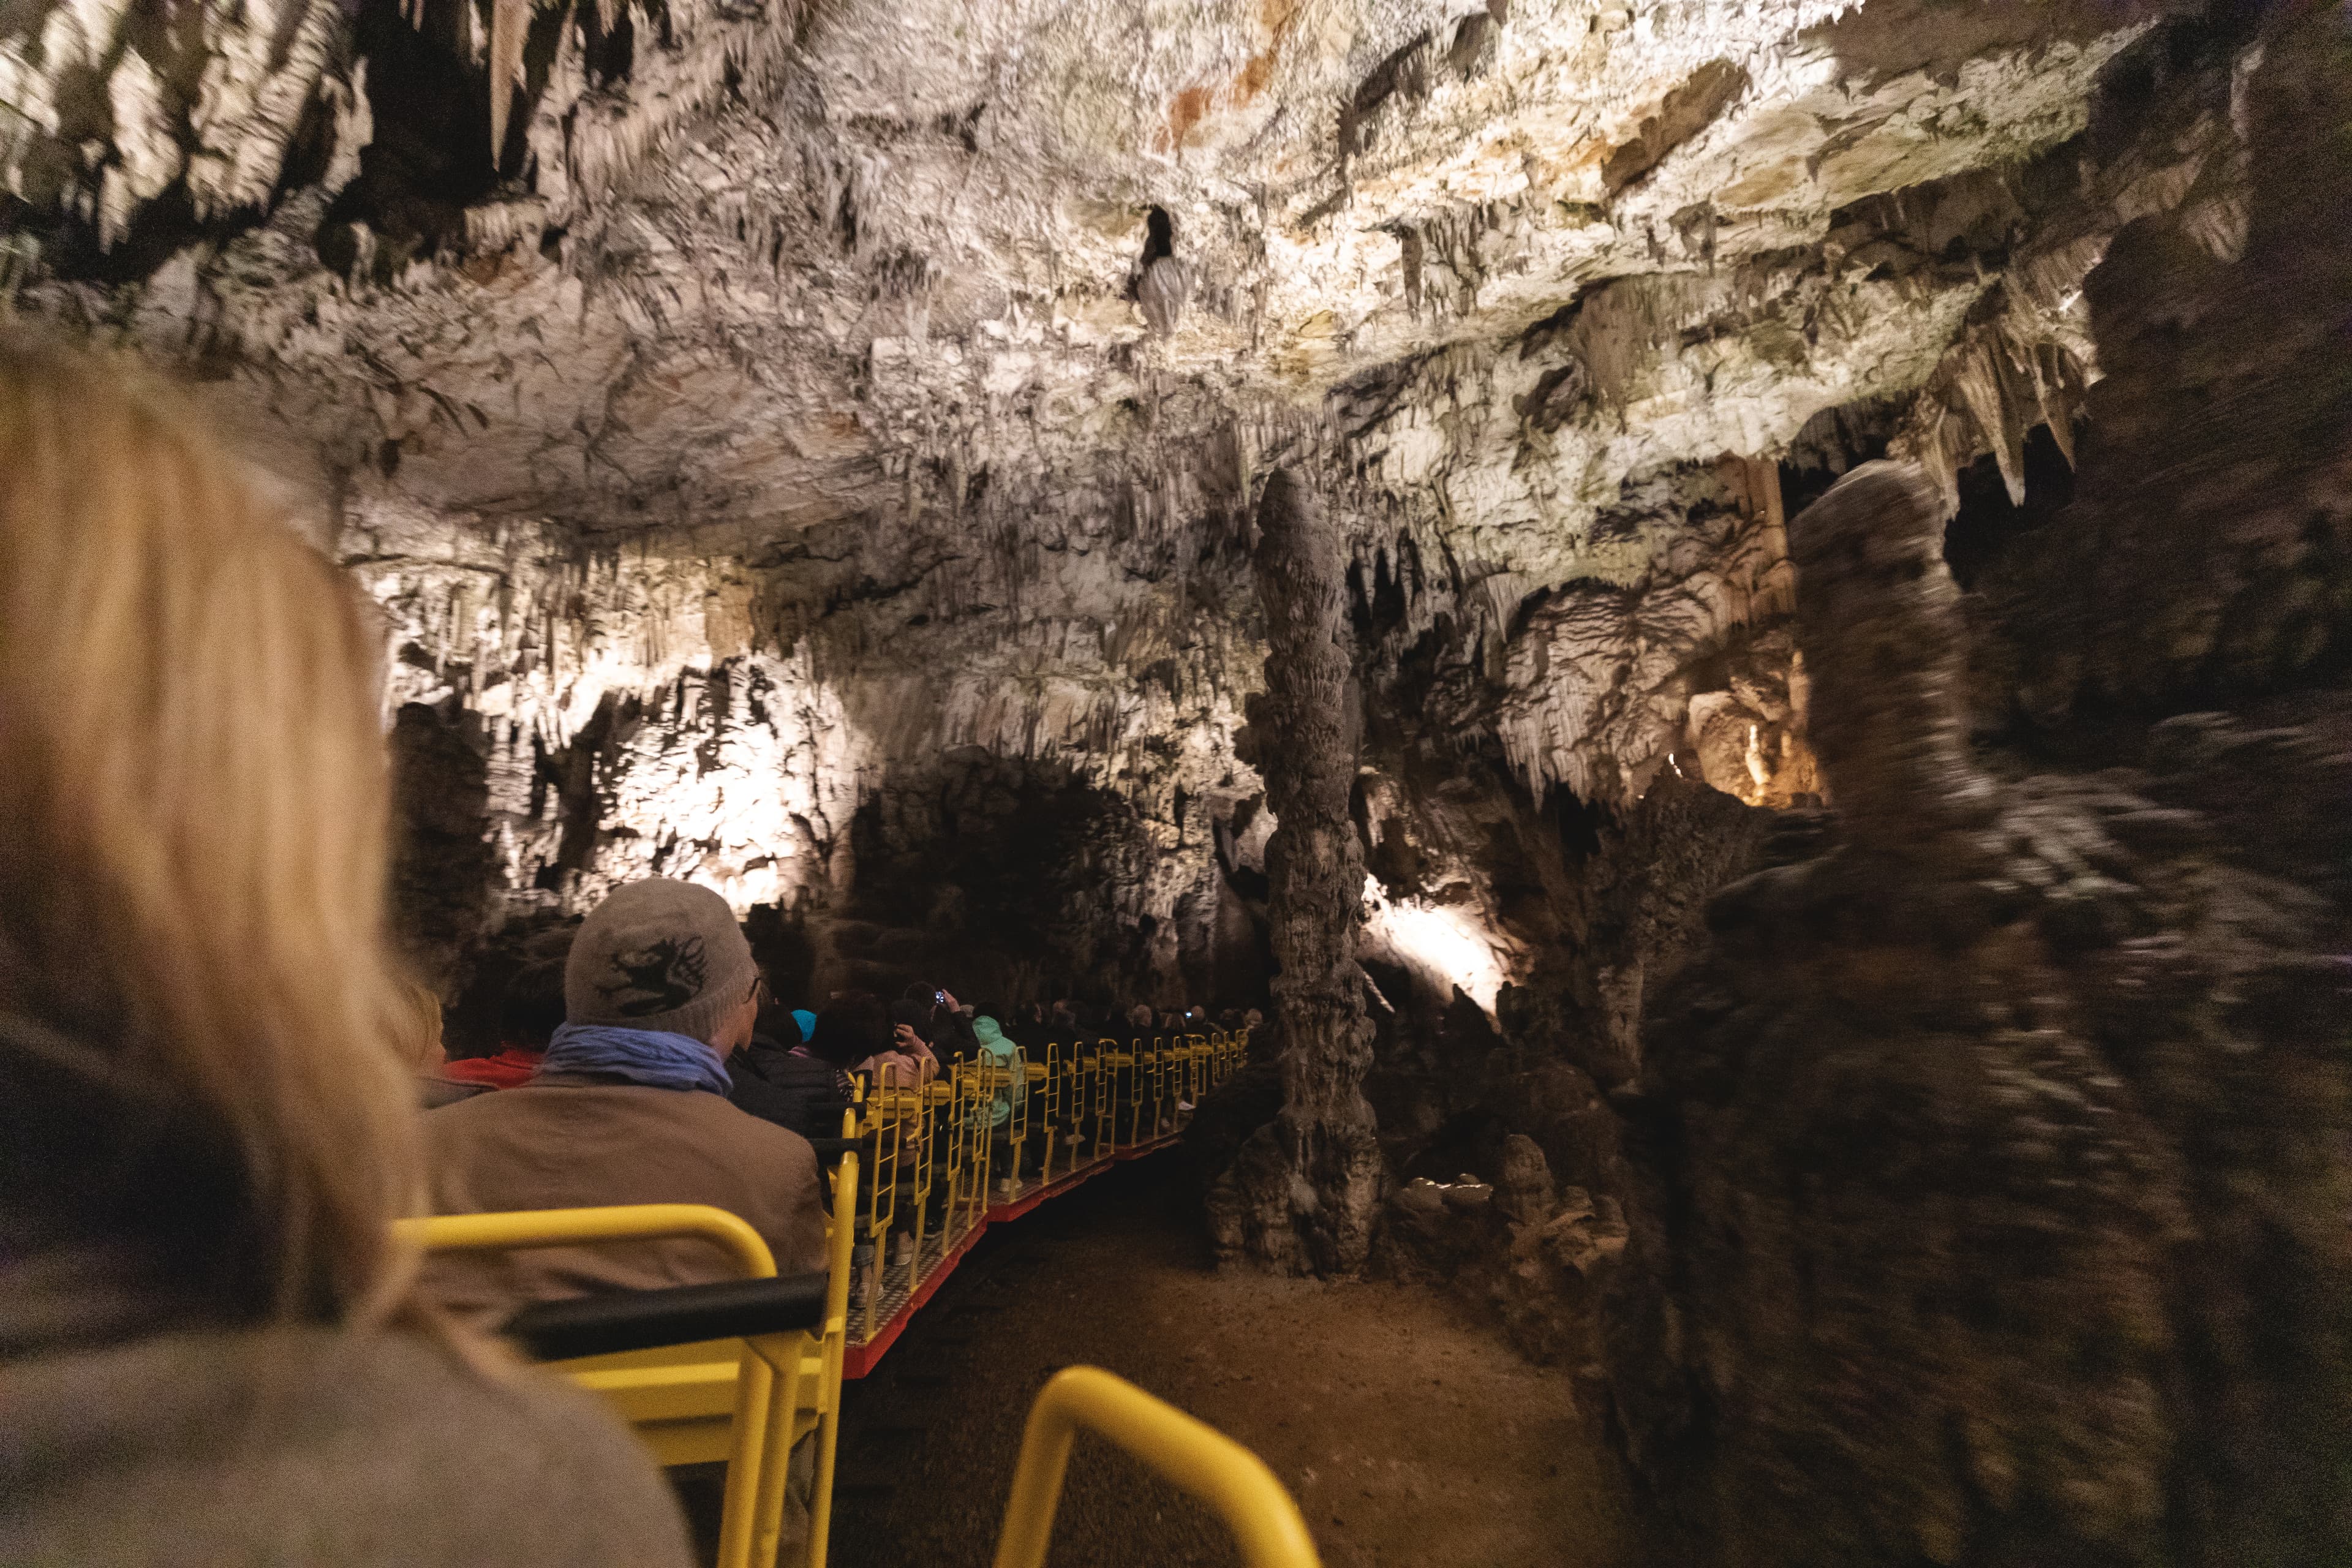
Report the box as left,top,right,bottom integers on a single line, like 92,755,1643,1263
1787,461,1999,859
1235,468,1381,1274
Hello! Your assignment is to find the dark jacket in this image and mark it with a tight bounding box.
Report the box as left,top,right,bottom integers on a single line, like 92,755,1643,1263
728,1041,853,1140
929,1006,981,1066
0,1016,689,1567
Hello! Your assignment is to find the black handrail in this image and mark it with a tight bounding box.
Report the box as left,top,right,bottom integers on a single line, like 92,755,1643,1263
503,1272,829,1362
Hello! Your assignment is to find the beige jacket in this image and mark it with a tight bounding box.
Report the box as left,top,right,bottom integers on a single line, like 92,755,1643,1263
0,1326,693,1566
422,1080,827,1318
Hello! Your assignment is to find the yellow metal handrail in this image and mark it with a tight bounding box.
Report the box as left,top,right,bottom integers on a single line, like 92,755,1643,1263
990,1366,1321,1568
398,1200,810,1568
396,1202,776,1278
1145,1035,1166,1141
803,1152,859,1568
401,1177,861,1568
861,1076,907,1336
1092,1036,1117,1157
1038,1039,1063,1179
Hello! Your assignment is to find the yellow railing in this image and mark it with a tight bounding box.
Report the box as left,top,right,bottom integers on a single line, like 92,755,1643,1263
396,1023,1270,1561
398,1174,860,1568
843,1023,1250,1352
992,1366,1320,1568
398,1202,777,1279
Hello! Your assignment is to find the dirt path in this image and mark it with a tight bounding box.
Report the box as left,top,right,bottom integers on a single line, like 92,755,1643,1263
815,1157,1637,1568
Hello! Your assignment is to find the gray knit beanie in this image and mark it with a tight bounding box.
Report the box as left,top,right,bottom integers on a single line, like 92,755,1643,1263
565,878,757,1044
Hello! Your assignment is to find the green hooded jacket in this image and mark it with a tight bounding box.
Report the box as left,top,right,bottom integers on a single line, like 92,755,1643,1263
969,1016,1026,1129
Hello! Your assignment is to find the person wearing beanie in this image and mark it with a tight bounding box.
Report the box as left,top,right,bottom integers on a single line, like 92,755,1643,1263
420,879,827,1317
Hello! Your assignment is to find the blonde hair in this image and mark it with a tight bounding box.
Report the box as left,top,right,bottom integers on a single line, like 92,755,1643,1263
394,979,448,1074
0,332,423,1330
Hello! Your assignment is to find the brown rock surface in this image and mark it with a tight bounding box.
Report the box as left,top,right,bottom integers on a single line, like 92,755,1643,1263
1601,349,2351,1568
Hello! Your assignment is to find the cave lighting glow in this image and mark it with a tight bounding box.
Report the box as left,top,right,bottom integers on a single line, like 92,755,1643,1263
1362,875,1509,1016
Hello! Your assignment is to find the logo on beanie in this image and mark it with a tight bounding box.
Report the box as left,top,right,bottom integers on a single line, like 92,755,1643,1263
602,936,708,1017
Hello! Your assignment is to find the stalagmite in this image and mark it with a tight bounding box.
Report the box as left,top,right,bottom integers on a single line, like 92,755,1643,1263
1786,461,1997,859
1229,468,1381,1275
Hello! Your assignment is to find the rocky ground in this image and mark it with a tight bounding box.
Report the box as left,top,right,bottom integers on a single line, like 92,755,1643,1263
680,1156,1635,1568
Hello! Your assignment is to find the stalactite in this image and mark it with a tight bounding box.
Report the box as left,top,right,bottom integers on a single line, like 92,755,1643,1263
487,0,527,164
1224,467,1382,1276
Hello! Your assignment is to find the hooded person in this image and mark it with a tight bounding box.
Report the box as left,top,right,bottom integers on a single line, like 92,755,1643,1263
421,879,827,1315
968,1015,1028,1132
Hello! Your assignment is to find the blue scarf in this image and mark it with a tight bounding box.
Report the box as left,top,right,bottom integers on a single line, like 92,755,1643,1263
540,1023,733,1095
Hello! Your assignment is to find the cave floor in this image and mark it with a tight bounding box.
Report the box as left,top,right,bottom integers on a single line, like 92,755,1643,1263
727,1156,1636,1568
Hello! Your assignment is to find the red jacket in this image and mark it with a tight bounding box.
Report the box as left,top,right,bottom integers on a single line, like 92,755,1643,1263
439,1047,546,1090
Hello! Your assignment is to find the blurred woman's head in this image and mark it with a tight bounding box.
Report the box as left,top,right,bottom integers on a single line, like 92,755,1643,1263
495,957,570,1052
0,331,420,1339
394,981,448,1074
808,992,889,1068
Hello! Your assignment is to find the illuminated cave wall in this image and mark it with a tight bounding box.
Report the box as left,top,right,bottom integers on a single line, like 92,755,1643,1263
3,0,2255,1152
361,431,1830,1033
0,0,2336,1555
12,0,2344,1556
356,481,1266,1011
348,63,2231,1066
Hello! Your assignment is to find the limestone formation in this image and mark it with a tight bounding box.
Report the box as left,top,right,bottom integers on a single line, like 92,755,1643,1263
1974,2,2352,722
2,0,2233,1041
1787,461,1997,855
1,3,2223,917
1226,468,1381,1275
1597,103,2352,1547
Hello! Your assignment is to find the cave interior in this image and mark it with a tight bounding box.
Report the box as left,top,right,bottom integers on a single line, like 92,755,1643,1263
6,0,2349,1561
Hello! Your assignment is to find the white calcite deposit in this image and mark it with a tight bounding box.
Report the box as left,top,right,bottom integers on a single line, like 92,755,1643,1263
2,0,2236,999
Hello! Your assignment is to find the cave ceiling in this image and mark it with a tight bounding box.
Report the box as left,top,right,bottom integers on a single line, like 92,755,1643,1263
0,0,2246,996
4,0,2199,547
